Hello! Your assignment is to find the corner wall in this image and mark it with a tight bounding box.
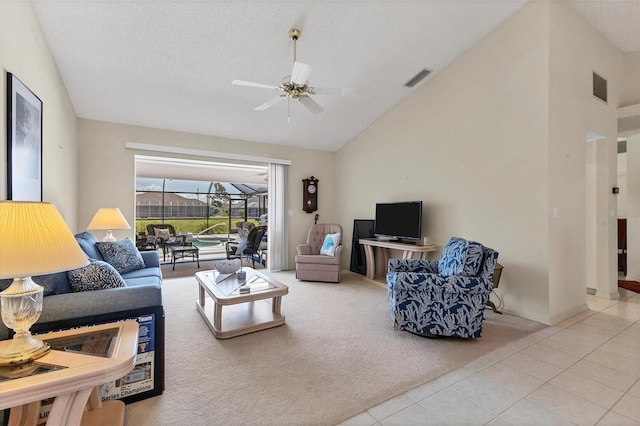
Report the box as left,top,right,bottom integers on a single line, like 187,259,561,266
336,0,626,324
547,1,623,316
77,119,337,267
336,1,551,322
0,1,79,227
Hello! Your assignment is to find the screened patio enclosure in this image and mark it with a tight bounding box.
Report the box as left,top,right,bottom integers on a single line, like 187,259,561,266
136,177,268,240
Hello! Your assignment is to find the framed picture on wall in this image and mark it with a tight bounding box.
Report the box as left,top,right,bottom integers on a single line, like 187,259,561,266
7,72,43,201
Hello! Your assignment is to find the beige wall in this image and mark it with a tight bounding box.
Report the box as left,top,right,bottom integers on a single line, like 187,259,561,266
337,1,551,323
0,1,79,227
548,1,623,317
621,52,640,108
77,119,337,266
336,1,626,324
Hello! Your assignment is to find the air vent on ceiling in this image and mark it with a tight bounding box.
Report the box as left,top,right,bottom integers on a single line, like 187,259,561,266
405,68,432,88
593,72,607,103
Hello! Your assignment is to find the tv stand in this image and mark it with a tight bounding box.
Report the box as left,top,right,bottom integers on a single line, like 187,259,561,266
358,238,437,282
373,237,415,244
395,239,416,245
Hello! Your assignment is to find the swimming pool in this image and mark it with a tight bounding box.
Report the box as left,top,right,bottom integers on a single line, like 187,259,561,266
191,239,225,248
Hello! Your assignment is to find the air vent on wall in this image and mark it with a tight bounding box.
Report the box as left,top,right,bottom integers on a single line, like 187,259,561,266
405,68,432,88
593,72,607,103
618,140,627,154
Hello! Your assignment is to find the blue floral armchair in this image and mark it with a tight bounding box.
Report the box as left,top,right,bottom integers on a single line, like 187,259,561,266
386,237,499,338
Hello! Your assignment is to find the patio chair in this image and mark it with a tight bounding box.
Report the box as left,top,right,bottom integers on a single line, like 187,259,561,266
146,223,184,260
235,221,255,233
225,225,268,268
136,231,157,251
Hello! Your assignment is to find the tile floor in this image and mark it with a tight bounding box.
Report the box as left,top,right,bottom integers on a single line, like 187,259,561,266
340,289,640,425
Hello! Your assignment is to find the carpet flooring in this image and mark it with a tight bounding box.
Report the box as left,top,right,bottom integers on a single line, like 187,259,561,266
619,279,640,294
125,270,546,425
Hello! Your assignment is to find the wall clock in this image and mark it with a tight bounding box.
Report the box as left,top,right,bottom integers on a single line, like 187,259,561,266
302,176,318,213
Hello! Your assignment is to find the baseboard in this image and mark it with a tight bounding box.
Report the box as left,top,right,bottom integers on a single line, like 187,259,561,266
361,277,386,289
595,290,620,300
549,303,589,326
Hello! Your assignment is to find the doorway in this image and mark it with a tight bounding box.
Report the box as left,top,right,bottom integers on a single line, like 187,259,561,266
584,132,618,299
134,155,269,266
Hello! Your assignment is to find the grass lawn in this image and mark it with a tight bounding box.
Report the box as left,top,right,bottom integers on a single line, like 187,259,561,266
136,217,260,235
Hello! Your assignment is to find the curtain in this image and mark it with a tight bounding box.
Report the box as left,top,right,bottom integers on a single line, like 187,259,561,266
267,163,288,271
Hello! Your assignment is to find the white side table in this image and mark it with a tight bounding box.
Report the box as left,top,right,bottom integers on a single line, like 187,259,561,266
0,321,138,426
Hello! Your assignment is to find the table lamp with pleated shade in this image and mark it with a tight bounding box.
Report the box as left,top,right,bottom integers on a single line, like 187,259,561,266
86,208,131,242
0,201,89,365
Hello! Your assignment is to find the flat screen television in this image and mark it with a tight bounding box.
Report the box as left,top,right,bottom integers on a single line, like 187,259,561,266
374,201,422,243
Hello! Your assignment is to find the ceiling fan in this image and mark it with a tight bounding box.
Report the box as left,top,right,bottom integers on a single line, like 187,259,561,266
232,28,355,122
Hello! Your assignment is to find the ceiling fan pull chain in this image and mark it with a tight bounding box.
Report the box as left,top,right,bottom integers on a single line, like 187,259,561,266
287,98,291,123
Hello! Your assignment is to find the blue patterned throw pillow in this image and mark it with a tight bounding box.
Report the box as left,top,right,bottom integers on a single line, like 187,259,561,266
462,240,484,276
438,237,466,276
438,237,484,277
320,232,340,256
67,261,126,292
95,238,146,274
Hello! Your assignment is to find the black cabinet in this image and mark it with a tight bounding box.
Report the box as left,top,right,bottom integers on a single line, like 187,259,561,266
350,219,375,275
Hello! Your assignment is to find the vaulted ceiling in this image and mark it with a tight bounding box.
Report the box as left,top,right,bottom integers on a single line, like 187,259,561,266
32,0,639,152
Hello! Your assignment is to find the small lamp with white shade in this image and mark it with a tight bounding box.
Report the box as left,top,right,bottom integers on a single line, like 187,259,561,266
0,201,89,365
87,208,131,242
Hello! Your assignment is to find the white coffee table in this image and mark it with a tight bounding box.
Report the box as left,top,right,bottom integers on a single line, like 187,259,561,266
195,268,288,339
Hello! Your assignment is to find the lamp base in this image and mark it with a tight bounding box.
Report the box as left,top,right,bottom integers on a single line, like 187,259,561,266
0,331,50,365
0,277,50,365
102,230,116,242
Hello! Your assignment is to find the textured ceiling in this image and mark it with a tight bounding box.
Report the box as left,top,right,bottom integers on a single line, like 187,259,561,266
32,0,639,152
566,0,640,54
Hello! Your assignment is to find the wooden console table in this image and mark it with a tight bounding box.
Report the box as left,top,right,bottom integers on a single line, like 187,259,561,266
358,238,438,282
0,321,138,426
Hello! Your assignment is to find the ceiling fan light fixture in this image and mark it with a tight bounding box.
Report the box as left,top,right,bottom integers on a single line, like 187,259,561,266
232,26,354,119
291,61,312,85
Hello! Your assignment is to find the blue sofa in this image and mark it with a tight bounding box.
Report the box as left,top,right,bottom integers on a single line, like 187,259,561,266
0,232,164,402
386,237,499,338
0,232,163,340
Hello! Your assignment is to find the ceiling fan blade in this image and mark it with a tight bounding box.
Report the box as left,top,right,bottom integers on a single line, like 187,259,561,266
232,80,280,90
254,96,286,111
291,62,312,85
298,95,324,114
309,86,356,97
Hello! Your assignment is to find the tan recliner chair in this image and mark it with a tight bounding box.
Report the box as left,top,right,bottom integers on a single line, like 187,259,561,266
295,224,343,283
